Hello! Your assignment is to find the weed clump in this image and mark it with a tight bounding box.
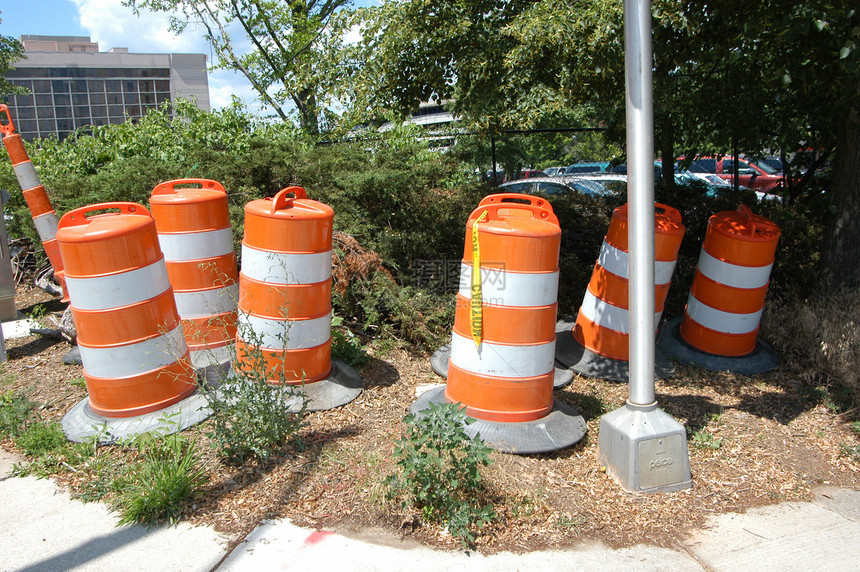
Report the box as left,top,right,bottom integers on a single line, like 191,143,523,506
385,402,495,545
0,391,33,438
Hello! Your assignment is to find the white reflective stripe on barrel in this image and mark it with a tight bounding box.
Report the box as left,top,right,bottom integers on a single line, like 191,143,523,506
173,284,238,318
685,295,763,334
598,240,677,285
240,245,332,284
79,325,187,378
33,212,59,241
449,331,555,378
237,312,331,350
12,161,40,191
458,263,558,307
579,290,661,334
697,249,773,289
158,228,235,261
65,259,171,310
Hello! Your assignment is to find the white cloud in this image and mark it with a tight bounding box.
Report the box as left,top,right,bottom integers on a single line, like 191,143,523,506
69,0,261,111
208,69,272,115
71,0,201,54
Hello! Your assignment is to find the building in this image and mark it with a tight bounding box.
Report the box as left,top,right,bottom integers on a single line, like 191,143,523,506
3,35,210,141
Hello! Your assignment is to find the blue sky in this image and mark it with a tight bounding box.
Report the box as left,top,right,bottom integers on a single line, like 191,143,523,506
0,0,374,115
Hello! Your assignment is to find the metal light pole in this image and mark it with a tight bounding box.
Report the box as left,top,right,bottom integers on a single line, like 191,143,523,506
596,0,691,493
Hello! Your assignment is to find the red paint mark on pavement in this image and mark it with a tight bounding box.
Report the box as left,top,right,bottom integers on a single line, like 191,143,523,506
304,529,334,546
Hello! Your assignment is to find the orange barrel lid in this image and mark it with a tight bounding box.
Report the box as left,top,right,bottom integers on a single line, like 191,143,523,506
57,202,162,275
605,202,685,261
150,178,230,232
463,193,561,271
243,186,333,253
704,205,780,267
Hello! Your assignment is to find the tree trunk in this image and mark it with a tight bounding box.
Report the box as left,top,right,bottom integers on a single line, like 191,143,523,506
294,88,319,135
660,120,675,191
817,109,860,299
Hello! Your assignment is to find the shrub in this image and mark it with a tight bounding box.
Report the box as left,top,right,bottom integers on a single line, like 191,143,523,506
207,321,308,466
385,402,495,545
207,375,308,466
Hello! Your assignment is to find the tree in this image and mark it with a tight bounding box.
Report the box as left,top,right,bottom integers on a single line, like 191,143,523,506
125,0,352,134
345,0,530,132
353,0,860,295
0,15,25,98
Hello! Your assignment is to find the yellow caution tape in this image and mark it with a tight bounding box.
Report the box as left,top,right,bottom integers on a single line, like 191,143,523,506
470,210,488,347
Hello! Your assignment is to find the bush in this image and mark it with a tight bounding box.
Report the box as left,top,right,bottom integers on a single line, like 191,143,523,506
207,375,308,466
207,320,308,466
385,402,496,545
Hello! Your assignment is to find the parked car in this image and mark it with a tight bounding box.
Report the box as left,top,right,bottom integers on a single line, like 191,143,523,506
564,161,610,175
543,166,566,176
601,162,663,182
675,170,781,202
751,156,784,174
484,169,506,185
518,169,547,179
677,155,785,192
499,176,609,197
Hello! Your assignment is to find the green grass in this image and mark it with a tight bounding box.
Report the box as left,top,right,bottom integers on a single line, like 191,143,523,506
112,435,209,527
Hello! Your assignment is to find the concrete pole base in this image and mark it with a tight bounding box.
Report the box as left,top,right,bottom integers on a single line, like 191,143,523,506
410,386,587,455
657,316,778,374
597,401,692,493
429,345,574,388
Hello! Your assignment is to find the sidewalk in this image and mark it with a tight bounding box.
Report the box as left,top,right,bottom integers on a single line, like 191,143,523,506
1,446,858,571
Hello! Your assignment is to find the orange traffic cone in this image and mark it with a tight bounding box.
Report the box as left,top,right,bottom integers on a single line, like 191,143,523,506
415,194,585,454
235,187,361,410
150,178,238,383
556,203,684,382
0,105,66,298
659,205,780,373
58,203,210,442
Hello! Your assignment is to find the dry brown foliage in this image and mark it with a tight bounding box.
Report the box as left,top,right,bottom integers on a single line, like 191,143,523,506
762,291,860,402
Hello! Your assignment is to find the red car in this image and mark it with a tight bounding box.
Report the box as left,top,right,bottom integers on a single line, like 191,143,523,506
678,156,785,192
518,169,547,179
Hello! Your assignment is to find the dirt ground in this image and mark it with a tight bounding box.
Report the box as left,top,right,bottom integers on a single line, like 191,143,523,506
2,283,859,554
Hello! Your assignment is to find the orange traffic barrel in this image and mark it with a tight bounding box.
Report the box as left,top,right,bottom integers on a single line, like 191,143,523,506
236,186,362,410
556,203,684,382
413,194,585,454
0,105,66,298
150,178,238,380
56,202,198,421
658,205,780,374
680,205,780,356
574,203,684,360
